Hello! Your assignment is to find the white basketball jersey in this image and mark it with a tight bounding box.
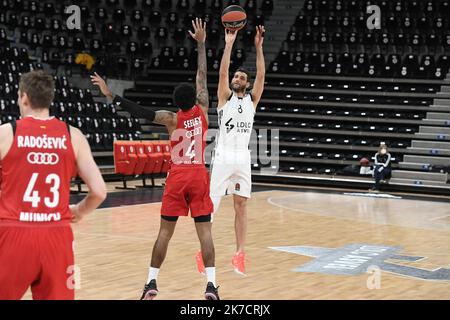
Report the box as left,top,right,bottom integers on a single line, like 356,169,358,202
216,92,255,151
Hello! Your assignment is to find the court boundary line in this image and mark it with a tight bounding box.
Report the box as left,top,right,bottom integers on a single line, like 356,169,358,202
266,193,450,233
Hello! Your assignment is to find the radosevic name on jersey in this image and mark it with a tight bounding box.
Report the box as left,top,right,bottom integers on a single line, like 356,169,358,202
17,134,68,150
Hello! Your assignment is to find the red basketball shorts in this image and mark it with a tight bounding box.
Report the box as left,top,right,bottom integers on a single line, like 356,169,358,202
161,166,214,218
0,222,75,300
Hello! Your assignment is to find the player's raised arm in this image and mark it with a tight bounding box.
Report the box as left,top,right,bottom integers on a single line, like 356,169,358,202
252,25,266,108
218,29,237,108
91,73,177,131
70,127,107,223
189,18,209,121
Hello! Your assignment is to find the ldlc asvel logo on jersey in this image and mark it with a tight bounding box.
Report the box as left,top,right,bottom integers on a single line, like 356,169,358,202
225,118,235,133
270,244,450,281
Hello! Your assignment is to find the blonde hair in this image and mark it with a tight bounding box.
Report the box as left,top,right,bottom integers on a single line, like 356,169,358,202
378,143,388,153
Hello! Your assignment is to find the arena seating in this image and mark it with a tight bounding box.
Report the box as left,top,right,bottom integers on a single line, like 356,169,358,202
126,71,418,176
0,0,273,78
0,42,142,156
272,0,450,80
122,1,450,192
268,0,450,189
113,140,170,188
0,0,272,179
0,0,448,193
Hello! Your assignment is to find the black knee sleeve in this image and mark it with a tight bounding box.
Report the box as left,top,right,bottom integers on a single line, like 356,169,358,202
161,215,179,222
194,214,212,223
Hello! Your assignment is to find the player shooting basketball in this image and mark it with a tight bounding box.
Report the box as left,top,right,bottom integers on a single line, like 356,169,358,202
196,25,266,275
91,18,220,300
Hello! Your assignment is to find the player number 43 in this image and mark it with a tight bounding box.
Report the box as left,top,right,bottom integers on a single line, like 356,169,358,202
23,173,61,208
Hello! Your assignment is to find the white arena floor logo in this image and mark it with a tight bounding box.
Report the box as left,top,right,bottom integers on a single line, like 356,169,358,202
269,244,450,281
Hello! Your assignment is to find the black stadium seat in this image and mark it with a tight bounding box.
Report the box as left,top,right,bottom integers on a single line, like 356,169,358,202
1,0,448,182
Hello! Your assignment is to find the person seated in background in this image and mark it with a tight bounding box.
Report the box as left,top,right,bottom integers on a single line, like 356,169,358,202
370,143,392,192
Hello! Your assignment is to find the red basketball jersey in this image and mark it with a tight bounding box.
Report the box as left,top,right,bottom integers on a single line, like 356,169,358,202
0,117,76,223
170,105,208,168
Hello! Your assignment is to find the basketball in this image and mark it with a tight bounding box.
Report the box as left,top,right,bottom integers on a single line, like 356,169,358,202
360,158,370,166
221,5,247,31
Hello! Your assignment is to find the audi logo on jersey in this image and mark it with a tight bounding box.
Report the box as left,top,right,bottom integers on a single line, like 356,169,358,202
27,152,60,165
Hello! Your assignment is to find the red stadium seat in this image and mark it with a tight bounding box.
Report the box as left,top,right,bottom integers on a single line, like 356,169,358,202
113,141,138,175
142,141,155,175
151,141,164,174
160,141,171,173
113,141,127,174
142,141,160,174
134,142,148,175
140,140,171,174
124,143,138,175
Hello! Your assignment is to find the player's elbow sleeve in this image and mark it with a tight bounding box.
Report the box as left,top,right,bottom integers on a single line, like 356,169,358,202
113,95,155,122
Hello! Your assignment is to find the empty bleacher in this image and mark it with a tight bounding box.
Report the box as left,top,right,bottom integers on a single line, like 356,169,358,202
124,0,450,193
1,0,449,194
0,41,142,175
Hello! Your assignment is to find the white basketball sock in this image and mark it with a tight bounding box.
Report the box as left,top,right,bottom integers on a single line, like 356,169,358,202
205,267,216,287
147,267,159,284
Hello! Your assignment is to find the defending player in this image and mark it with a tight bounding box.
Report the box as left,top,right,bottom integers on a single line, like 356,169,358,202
91,18,219,300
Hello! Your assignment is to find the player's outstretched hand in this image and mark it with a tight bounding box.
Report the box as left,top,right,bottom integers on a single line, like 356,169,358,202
91,72,114,100
225,28,238,44
188,18,206,43
255,25,265,48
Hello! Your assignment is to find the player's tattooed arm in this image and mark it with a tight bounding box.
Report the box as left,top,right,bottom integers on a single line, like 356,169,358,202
252,25,266,109
196,41,209,111
189,18,209,119
154,110,177,130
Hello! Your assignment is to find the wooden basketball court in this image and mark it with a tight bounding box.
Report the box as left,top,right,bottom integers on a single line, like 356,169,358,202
24,185,450,300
